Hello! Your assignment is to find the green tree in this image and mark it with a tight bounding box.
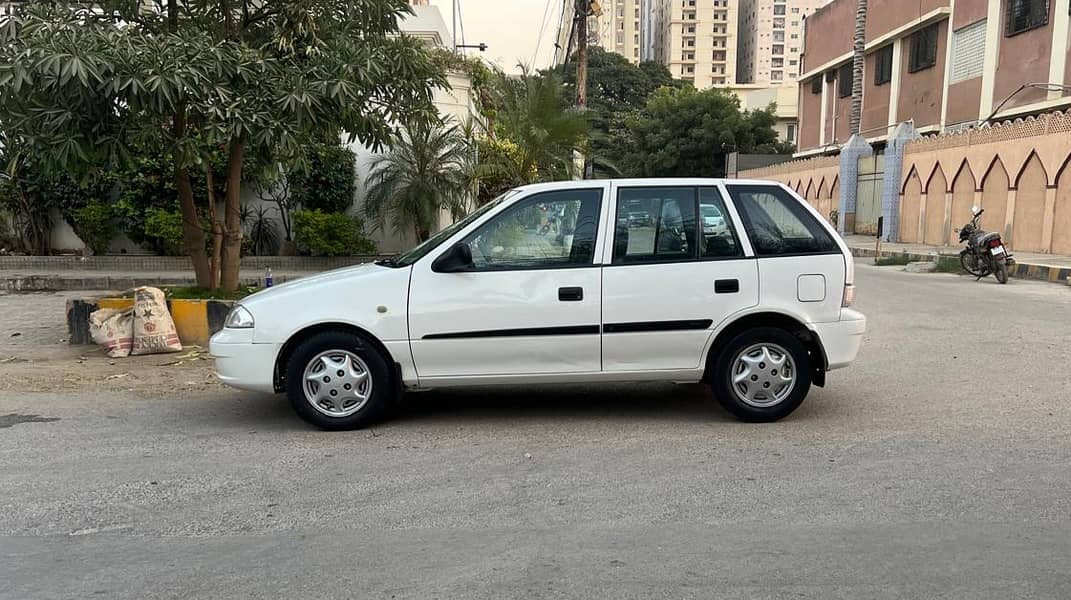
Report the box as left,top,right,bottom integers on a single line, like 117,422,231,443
615,86,789,178
289,143,357,214
0,0,444,291
475,69,587,201
364,120,472,242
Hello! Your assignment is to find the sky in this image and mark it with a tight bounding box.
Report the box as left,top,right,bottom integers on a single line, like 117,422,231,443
431,0,564,73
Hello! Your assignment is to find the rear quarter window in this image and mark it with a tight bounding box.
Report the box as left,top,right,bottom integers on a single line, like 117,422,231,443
726,184,839,256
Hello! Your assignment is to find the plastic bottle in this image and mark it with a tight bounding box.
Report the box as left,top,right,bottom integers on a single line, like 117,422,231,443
265,266,273,288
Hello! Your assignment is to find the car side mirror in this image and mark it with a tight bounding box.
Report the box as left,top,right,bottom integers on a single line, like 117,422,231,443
431,242,474,273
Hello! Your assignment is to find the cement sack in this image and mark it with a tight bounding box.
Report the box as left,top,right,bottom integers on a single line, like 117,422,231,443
130,287,182,355
89,308,135,358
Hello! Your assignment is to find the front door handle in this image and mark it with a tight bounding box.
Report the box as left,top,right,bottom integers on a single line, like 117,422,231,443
558,287,584,301
715,279,740,294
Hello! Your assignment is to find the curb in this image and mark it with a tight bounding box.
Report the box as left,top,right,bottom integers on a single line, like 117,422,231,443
66,297,236,347
2,274,296,292
850,247,1071,285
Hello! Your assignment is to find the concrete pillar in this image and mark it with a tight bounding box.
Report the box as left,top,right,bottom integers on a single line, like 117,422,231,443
837,134,873,235
877,122,919,242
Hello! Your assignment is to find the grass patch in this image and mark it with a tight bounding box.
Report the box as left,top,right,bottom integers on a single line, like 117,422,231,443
935,255,962,273
873,254,913,266
165,286,258,300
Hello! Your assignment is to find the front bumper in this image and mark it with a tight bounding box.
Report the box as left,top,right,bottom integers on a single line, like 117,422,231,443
209,328,280,394
812,308,867,370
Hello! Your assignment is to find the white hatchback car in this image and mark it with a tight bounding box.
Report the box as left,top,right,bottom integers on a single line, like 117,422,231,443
211,179,866,429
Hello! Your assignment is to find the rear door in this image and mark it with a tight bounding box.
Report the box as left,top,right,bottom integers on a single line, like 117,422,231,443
600,184,759,371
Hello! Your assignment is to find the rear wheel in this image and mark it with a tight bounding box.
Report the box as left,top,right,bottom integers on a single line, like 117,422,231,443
709,327,812,423
994,259,1009,284
285,331,395,430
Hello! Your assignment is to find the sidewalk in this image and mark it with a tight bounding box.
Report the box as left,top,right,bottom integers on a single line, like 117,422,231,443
844,235,1071,285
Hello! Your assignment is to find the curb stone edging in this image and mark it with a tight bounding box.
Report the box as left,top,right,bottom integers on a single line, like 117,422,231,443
66,297,236,347
850,248,1070,284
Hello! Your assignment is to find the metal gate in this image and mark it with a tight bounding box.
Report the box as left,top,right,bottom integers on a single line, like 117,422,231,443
854,154,884,235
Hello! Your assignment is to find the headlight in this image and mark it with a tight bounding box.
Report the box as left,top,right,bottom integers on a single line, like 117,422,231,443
224,305,255,329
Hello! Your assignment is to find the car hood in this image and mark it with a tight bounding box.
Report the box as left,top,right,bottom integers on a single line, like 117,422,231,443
240,262,385,306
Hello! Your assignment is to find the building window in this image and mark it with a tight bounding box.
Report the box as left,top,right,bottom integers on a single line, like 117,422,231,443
791,7,800,13
908,23,939,72
1005,0,1049,36
786,123,797,143
951,19,987,82
687,25,695,33
686,38,695,47
773,31,785,41
772,57,784,67
772,44,784,55
685,65,695,73
771,70,783,81
810,76,822,94
874,45,893,85
773,4,786,15
773,17,785,28
838,63,853,97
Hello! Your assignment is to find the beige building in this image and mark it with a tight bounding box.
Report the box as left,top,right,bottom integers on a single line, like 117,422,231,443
592,0,645,64
737,0,825,84
726,83,801,144
652,0,740,87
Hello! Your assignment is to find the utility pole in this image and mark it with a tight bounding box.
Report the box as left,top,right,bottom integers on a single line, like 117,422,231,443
574,0,589,109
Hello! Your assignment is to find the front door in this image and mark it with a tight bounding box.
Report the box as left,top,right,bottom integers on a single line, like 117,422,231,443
601,185,759,372
408,187,607,379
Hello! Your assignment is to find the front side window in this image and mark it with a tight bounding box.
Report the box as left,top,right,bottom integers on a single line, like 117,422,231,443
613,187,697,264
727,185,838,256
699,188,743,259
461,189,602,271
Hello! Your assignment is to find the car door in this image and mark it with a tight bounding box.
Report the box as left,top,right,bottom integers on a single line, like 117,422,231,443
600,184,759,372
408,186,608,380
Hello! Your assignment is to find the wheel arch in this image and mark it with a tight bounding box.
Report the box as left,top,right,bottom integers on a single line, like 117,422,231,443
702,311,829,388
273,322,397,393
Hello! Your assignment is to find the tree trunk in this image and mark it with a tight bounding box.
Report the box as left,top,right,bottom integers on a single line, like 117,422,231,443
206,167,224,289
219,139,245,292
849,0,867,135
173,111,211,288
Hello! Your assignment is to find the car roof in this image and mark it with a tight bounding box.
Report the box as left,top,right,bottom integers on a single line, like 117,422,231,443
514,178,780,193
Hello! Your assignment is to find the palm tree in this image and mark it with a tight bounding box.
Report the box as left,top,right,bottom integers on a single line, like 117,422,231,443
481,68,589,188
364,120,473,243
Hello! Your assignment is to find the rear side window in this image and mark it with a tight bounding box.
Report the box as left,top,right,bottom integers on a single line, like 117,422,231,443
726,185,838,256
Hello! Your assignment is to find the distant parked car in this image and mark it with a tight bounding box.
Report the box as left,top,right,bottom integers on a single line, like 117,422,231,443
211,179,866,430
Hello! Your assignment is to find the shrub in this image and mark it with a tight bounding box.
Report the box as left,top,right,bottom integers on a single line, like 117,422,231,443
71,202,116,255
289,144,356,214
144,208,186,256
292,209,377,256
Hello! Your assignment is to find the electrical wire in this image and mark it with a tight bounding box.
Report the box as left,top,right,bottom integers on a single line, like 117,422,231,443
532,0,559,67
457,0,467,55
551,0,568,66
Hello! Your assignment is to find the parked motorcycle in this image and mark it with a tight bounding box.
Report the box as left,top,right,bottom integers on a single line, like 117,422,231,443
957,206,1013,284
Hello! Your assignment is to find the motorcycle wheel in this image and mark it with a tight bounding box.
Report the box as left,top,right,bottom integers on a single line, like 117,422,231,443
994,260,1009,284
960,252,989,277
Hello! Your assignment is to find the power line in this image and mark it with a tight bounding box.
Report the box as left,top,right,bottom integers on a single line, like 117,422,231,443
457,0,467,54
551,0,568,66
532,0,559,68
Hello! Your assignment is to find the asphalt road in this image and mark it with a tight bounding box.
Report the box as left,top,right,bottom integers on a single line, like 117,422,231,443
2,265,1071,599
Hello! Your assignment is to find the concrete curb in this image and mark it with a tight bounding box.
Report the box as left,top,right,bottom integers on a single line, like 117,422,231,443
2,274,300,292
66,297,235,347
850,247,1071,285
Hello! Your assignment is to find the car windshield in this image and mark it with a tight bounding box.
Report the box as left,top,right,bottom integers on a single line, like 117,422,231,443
701,205,722,218
380,190,520,268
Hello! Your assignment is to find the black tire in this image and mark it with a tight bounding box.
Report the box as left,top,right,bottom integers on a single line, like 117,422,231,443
284,331,395,430
709,327,812,423
960,251,988,277
994,260,1009,284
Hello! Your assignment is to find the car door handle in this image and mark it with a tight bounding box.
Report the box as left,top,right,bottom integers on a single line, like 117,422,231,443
558,287,584,301
715,279,739,294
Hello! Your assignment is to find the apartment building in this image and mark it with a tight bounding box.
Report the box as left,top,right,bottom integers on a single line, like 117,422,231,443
737,0,826,84
797,0,1071,154
651,0,740,86
592,0,646,64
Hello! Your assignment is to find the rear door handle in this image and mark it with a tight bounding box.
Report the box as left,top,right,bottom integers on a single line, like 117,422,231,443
715,279,740,294
558,287,584,301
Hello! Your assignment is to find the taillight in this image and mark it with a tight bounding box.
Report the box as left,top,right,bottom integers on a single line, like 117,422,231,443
989,238,1002,248
842,283,855,307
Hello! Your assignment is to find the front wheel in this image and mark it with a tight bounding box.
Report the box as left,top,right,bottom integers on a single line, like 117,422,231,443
994,259,1009,284
709,327,812,423
285,331,396,430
